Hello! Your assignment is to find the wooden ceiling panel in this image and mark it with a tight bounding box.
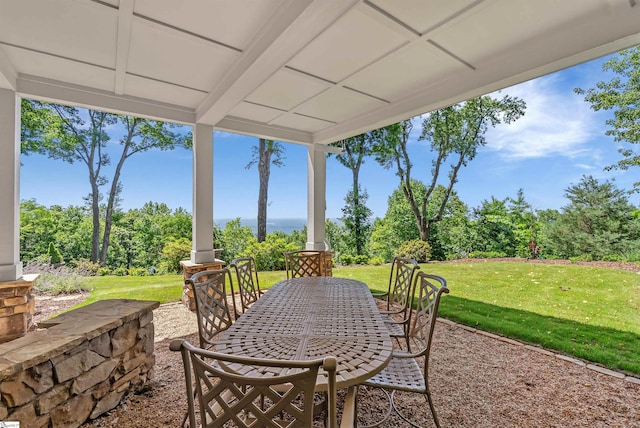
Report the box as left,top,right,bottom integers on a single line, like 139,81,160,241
246,68,331,111
294,86,386,123
343,42,467,102
127,17,241,92
287,6,408,83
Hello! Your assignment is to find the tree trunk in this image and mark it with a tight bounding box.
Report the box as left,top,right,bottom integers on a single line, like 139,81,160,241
90,175,101,263
99,123,135,266
257,139,271,243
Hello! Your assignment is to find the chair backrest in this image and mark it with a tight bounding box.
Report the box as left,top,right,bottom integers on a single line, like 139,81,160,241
170,339,338,428
284,250,323,278
409,271,449,364
386,257,420,312
230,256,261,315
188,268,237,349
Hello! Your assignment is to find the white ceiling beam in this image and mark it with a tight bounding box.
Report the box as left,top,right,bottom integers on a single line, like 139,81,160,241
17,74,196,124
114,0,135,95
198,0,360,125
215,116,313,145
0,47,17,90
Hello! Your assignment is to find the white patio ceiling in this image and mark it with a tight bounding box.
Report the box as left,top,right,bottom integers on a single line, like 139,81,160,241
2,0,640,146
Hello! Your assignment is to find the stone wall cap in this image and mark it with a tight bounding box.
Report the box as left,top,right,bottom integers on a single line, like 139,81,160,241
179,260,225,268
0,274,40,289
0,299,159,378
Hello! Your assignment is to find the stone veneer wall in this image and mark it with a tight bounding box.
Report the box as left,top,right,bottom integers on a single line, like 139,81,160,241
180,259,225,311
0,299,159,427
0,274,39,344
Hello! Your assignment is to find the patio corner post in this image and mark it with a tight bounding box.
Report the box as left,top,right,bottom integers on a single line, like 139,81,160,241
306,144,326,250
191,123,215,264
0,89,22,282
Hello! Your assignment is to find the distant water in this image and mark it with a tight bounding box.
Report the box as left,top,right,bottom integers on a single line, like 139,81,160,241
216,218,307,235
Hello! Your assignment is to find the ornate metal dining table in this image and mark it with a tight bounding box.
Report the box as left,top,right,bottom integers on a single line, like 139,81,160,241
215,276,393,427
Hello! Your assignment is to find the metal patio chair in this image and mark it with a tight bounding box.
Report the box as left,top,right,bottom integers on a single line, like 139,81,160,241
359,271,449,427
230,256,263,317
374,257,420,350
188,268,237,350
170,338,338,428
284,250,323,278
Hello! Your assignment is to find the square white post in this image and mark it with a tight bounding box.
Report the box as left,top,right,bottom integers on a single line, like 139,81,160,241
191,123,215,263
0,89,22,281
306,145,326,250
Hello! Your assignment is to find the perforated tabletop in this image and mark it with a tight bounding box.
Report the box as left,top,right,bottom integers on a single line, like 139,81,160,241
216,276,393,391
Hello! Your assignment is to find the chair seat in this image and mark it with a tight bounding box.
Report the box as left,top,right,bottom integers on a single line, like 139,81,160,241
363,355,426,393
384,319,406,337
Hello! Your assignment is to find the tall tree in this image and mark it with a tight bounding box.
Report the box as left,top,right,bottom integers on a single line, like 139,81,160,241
575,47,640,187
246,139,284,242
374,95,525,242
20,100,191,265
546,175,640,260
332,131,386,256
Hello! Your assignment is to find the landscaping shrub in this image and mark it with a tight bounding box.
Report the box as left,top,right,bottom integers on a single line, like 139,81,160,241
468,251,507,259
23,260,91,294
128,267,148,276
70,258,100,276
245,236,298,271
160,237,191,274
368,256,385,265
395,239,431,262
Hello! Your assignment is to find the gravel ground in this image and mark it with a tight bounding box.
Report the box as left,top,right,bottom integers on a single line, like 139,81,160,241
34,291,640,428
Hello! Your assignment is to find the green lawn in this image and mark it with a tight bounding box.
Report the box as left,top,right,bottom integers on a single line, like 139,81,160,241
80,261,640,376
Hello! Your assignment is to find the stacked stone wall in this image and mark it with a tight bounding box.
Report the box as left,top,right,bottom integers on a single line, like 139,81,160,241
0,274,38,344
0,299,158,427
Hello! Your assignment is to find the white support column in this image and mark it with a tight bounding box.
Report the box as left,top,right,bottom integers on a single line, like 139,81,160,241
191,123,215,263
306,145,326,250
0,89,22,281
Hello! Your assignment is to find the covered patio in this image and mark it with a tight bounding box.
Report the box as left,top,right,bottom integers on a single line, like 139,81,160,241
3,0,640,284
2,1,640,425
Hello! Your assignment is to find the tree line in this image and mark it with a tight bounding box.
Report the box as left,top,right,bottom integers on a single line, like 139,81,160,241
20,172,640,275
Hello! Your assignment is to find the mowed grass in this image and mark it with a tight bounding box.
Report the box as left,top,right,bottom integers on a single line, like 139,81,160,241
79,261,640,376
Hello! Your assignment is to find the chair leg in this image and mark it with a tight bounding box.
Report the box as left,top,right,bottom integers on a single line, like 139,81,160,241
424,388,441,428
356,386,393,428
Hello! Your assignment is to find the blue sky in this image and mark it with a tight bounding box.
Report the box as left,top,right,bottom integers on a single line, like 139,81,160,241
19,52,640,220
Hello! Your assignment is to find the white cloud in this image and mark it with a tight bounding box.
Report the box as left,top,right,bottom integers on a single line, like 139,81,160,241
485,75,604,161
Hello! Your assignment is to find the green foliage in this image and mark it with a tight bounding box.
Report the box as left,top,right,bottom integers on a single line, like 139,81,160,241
546,175,640,260
69,259,100,276
395,239,432,262
341,186,372,256
368,256,385,265
24,261,92,295
217,218,257,263
48,242,63,264
245,235,298,271
97,267,111,276
160,238,192,274
369,218,397,263
338,254,369,265
112,267,128,276
468,251,507,259
575,46,640,187
128,267,148,276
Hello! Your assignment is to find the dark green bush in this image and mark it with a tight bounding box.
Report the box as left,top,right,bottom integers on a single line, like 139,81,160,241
468,251,507,259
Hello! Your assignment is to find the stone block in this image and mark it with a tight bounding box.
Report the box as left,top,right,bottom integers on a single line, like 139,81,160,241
12,303,29,314
138,310,153,327
0,401,7,419
121,353,147,374
71,359,118,395
111,321,138,357
53,349,105,383
90,379,110,399
89,332,111,358
90,389,125,419
8,402,49,427
23,360,55,394
4,295,27,306
112,366,141,390
0,289,16,299
0,313,27,342
0,306,15,317
0,371,36,407
50,392,94,428
37,384,70,415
